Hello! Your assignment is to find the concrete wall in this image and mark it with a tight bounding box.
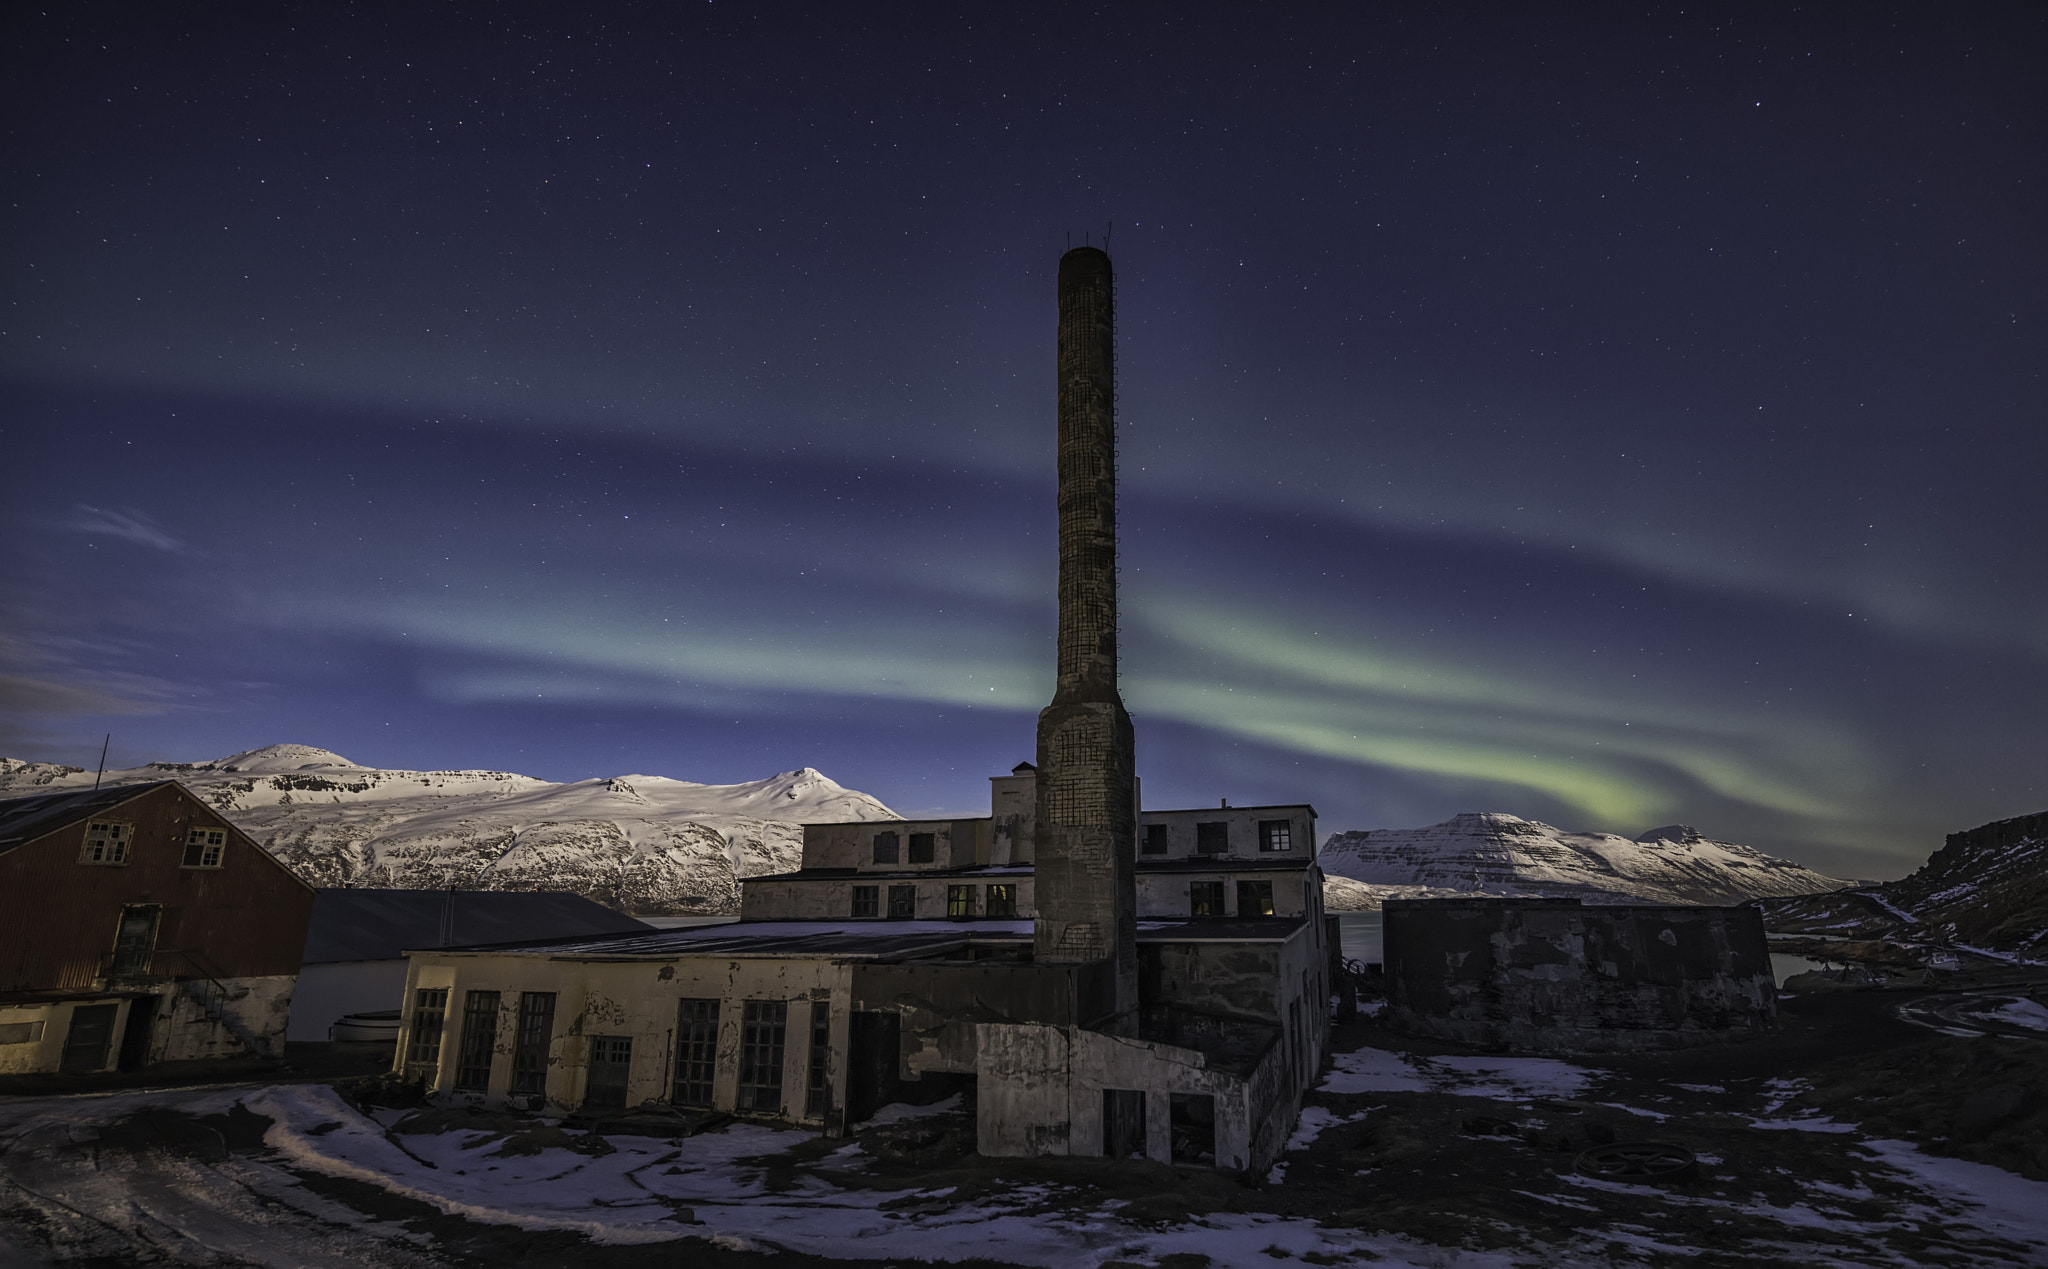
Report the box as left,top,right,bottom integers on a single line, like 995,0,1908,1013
849,959,1110,1078
287,959,411,1042
0,998,129,1075
0,973,293,1074
396,951,852,1128
800,819,993,874
1134,807,1317,865
741,872,1033,921
1383,898,1776,1053
1135,869,1313,919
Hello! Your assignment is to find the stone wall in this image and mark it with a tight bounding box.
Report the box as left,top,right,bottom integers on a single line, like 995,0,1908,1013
1383,898,1775,1053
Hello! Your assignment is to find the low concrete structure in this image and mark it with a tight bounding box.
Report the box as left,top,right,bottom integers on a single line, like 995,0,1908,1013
1382,897,1776,1053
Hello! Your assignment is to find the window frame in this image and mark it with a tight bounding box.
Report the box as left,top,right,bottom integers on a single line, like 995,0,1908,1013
849,885,880,918
509,992,556,1096
907,832,937,864
946,885,975,918
738,1000,788,1113
871,832,900,865
985,883,1017,918
886,884,916,919
1258,819,1293,853
1189,881,1226,918
806,1003,831,1117
453,990,500,1092
405,988,449,1068
1141,823,1169,855
673,998,720,1107
1195,821,1230,855
181,825,229,869
79,820,133,866
1236,879,1275,917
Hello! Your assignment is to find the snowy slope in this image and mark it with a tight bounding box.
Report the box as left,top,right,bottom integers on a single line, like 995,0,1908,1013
0,744,899,915
1319,812,1845,907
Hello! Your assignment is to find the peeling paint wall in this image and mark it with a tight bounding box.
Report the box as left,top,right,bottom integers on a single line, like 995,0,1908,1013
1384,899,1776,1053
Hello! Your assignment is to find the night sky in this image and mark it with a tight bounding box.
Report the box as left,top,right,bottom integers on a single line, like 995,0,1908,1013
5,4,2043,879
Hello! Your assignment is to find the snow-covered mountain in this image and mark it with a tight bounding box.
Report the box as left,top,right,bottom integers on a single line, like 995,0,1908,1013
0,744,899,915
1319,812,1846,908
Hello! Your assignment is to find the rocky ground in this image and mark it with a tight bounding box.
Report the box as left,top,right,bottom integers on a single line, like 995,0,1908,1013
2,977,2044,1268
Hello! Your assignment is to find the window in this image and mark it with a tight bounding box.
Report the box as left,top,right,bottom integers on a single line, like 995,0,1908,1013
406,988,448,1066
871,832,899,864
739,1000,787,1113
110,905,159,978
510,992,555,1095
1190,881,1225,918
1258,820,1293,853
0,1020,46,1045
454,990,500,1092
182,826,227,868
850,885,879,918
887,884,916,919
946,885,975,918
79,821,131,865
1237,880,1275,917
908,832,936,863
1195,822,1229,855
1141,824,1168,855
806,1003,831,1117
985,883,1017,917
673,998,719,1107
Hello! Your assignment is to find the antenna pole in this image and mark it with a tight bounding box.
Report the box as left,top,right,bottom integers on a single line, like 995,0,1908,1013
92,734,110,791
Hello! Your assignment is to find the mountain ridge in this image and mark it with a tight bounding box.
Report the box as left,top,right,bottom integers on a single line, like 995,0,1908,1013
0,744,900,915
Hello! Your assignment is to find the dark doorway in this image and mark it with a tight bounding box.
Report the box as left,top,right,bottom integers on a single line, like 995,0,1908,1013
585,1035,633,1109
116,995,159,1071
1170,1093,1216,1165
845,1010,903,1123
110,906,160,978
1103,1088,1147,1159
61,1004,120,1073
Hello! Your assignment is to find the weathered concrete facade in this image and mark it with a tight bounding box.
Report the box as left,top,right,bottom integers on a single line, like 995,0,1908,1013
1382,898,1776,1053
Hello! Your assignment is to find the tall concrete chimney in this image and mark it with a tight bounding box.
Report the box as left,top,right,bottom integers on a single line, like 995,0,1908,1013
1033,245,1138,1027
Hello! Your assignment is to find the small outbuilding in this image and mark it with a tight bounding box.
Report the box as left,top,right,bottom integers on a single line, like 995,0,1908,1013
1382,897,1776,1053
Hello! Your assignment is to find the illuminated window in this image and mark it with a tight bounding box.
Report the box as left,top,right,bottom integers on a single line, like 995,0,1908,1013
850,885,879,918
908,832,936,864
182,827,227,868
1190,881,1225,918
1237,880,1275,916
1258,820,1292,852
80,821,131,865
947,885,975,918
872,832,899,865
985,883,1017,917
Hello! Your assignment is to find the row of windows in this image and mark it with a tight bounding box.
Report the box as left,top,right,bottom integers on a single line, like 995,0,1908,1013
78,821,228,869
870,831,939,865
1139,820,1294,856
1191,880,1274,918
849,882,1017,919
407,989,826,1115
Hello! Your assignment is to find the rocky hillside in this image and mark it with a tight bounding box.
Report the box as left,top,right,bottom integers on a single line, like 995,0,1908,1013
0,744,900,915
1320,812,1846,907
1762,810,2048,956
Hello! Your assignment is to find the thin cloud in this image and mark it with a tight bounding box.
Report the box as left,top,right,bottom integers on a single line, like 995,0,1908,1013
65,505,189,553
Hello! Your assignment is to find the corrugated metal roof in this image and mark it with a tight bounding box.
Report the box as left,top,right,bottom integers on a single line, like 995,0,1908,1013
416,915,1306,961
306,888,653,963
0,782,173,853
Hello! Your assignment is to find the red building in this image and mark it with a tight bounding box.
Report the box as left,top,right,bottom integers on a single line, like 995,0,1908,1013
0,781,314,1076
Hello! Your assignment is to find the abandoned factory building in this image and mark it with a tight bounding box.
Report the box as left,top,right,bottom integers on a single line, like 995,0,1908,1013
392,245,1335,1175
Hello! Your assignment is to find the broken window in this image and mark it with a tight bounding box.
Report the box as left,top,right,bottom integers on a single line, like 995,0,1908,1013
908,832,936,863
110,905,159,978
79,821,131,865
673,998,719,1107
1190,882,1225,918
806,1003,831,1117
405,988,448,1067
1195,821,1229,855
1258,820,1292,852
181,826,227,868
1170,1093,1216,1165
1237,880,1275,917
739,1000,787,1113
946,885,975,918
0,1020,45,1045
1141,823,1168,855
454,990,499,1092
850,885,879,918
871,832,899,864
887,884,916,919
985,883,1017,917
510,992,555,1095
